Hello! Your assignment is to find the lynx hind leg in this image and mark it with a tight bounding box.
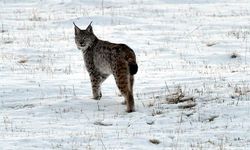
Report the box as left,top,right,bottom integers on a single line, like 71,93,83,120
122,75,134,105
114,62,135,112
129,75,134,94
90,73,109,100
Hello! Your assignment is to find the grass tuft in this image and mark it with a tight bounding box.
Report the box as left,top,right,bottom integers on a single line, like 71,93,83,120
230,52,239,59
149,139,160,145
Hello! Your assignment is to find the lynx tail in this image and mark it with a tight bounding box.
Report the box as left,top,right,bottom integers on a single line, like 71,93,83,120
129,62,138,75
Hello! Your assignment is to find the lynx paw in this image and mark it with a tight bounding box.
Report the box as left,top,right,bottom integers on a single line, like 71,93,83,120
126,108,135,113
92,92,102,100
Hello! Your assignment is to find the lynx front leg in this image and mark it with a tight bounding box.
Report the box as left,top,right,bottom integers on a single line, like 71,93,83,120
90,73,109,100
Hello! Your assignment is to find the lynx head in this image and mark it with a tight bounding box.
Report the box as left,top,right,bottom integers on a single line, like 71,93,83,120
74,22,97,51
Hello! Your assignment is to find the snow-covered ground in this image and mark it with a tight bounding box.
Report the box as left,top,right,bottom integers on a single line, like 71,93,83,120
1,0,250,149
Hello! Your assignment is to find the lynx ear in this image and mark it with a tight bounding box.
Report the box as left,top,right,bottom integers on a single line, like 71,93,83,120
86,21,93,33
73,22,81,35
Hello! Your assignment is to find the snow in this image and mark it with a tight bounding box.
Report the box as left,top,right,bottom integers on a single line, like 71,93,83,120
1,0,250,149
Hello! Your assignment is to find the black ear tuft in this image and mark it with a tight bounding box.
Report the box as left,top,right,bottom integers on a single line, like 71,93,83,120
73,22,81,35
86,21,93,33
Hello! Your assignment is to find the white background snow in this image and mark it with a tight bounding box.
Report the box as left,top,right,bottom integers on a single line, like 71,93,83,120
1,0,250,149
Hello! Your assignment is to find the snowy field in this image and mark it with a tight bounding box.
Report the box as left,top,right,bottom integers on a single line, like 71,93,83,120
1,0,250,149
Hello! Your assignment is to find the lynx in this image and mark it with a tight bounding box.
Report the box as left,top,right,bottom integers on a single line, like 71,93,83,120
73,22,138,112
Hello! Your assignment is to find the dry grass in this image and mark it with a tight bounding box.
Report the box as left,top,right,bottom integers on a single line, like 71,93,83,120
230,52,239,59
18,59,28,64
149,139,160,145
206,42,217,47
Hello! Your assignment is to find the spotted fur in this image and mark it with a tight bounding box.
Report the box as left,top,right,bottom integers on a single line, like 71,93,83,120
74,22,138,112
